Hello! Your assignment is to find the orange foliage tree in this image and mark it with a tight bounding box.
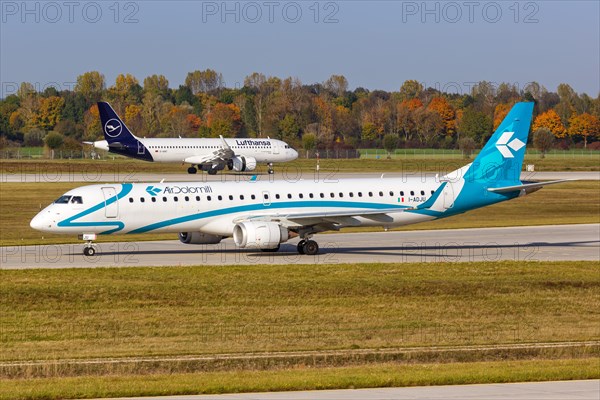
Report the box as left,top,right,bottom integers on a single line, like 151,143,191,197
568,113,600,148
493,103,512,130
532,109,567,138
428,97,455,135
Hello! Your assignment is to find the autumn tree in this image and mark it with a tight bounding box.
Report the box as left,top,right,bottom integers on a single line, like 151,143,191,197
185,69,223,94
428,97,455,135
493,103,512,130
206,103,242,137
323,75,348,97
532,109,567,138
399,80,423,102
568,113,600,148
143,74,170,99
75,71,105,104
532,128,554,158
35,96,65,130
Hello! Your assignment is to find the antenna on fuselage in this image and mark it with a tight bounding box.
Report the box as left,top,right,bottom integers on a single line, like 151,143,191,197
160,179,165,183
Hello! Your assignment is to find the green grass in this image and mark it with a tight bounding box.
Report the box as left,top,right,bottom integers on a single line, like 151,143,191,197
1,262,598,362
1,358,598,400
1,181,598,246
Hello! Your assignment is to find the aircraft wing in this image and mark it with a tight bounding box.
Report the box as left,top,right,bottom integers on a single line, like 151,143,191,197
233,207,408,229
184,136,235,166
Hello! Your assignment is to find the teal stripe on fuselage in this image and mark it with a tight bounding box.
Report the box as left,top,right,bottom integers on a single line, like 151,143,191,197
57,183,133,234
128,200,410,234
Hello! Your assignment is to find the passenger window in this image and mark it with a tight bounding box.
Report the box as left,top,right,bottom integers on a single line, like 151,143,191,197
368,192,373,197
400,191,404,196
389,191,394,196
185,196,189,201
196,196,201,201
320,193,325,198
218,195,223,201
140,197,145,203
287,194,292,199
276,194,280,199
410,191,415,196
309,193,314,198
207,196,212,201
264,194,269,199
229,195,233,200
330,193,335,198
129,198,134,203
152,197,157,202
421,190,425,195
163,197,167,202
240,195,244,200
299,194,304,199
358,192,362,197
379,191,384,197
251,195,256,200
174,197,179,202
349,192,354,197
430,190,434,195
339,193,344,197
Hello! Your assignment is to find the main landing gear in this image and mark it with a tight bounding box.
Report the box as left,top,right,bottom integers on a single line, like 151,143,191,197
187,166,197,174
297,239,319,255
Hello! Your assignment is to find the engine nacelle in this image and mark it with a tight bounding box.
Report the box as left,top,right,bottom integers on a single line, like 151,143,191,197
231,156,257,172
233,221,289,249
179,232,223,245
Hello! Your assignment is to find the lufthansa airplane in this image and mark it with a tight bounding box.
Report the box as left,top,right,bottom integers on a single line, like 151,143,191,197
33,103,569,256
89,102,298,175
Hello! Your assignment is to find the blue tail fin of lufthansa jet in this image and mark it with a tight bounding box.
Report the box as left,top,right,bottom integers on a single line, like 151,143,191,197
97,102,153,161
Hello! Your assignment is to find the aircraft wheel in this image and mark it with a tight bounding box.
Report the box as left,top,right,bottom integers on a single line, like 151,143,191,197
208,169,218,175
302,240,319,255
187,166,197,174
297,240,306,254
83,247,96,257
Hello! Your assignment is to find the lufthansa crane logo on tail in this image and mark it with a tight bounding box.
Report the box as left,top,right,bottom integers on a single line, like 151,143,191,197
104,119,122,138
495,131,525,158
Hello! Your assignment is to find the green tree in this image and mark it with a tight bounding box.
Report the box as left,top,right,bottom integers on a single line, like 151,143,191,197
382,133,398,159
44,131,64,158
279,114,300,141
399,80,423,102
302,132,316,153
533,128,554,158
457,108,492,144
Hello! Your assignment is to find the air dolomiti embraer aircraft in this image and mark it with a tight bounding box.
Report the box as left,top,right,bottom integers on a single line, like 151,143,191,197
90,102,298,175
33,103,570,256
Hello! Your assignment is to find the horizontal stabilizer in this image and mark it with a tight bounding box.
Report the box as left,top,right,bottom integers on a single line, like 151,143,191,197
488,179,573,194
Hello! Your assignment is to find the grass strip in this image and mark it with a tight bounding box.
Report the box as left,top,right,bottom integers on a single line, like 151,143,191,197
0,358,598,400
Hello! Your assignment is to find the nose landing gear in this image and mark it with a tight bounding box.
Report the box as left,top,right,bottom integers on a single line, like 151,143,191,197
79,233,97,257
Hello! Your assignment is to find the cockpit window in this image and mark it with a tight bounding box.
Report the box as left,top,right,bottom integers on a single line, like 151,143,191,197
54,195,71,204
71,196,83,204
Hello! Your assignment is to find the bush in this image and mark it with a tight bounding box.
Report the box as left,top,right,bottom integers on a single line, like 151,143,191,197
24,129,45,146
44,131,64,150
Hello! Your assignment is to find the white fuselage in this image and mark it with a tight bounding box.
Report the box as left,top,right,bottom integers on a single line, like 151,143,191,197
30,177,450,237
93,137,298,163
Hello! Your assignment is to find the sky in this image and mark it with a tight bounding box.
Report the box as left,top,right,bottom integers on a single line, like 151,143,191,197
1,1,599,97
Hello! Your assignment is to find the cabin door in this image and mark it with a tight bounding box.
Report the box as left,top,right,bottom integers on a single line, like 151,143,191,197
101,187,119,218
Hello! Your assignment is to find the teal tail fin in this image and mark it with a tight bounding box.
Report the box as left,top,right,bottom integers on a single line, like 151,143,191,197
465,102,534,186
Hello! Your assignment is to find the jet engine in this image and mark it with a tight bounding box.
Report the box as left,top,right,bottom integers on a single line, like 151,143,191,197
179,232,223,245
229,156,257,172
233,221,289,249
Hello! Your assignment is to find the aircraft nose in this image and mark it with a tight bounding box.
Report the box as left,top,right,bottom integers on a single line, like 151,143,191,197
30,212,50,231
290,148,299,160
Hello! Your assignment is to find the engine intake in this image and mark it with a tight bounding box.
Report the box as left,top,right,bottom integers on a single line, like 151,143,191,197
179,232,223,245
233,221,289,249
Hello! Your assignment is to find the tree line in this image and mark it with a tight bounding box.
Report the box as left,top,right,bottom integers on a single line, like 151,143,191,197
1,70,599,155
